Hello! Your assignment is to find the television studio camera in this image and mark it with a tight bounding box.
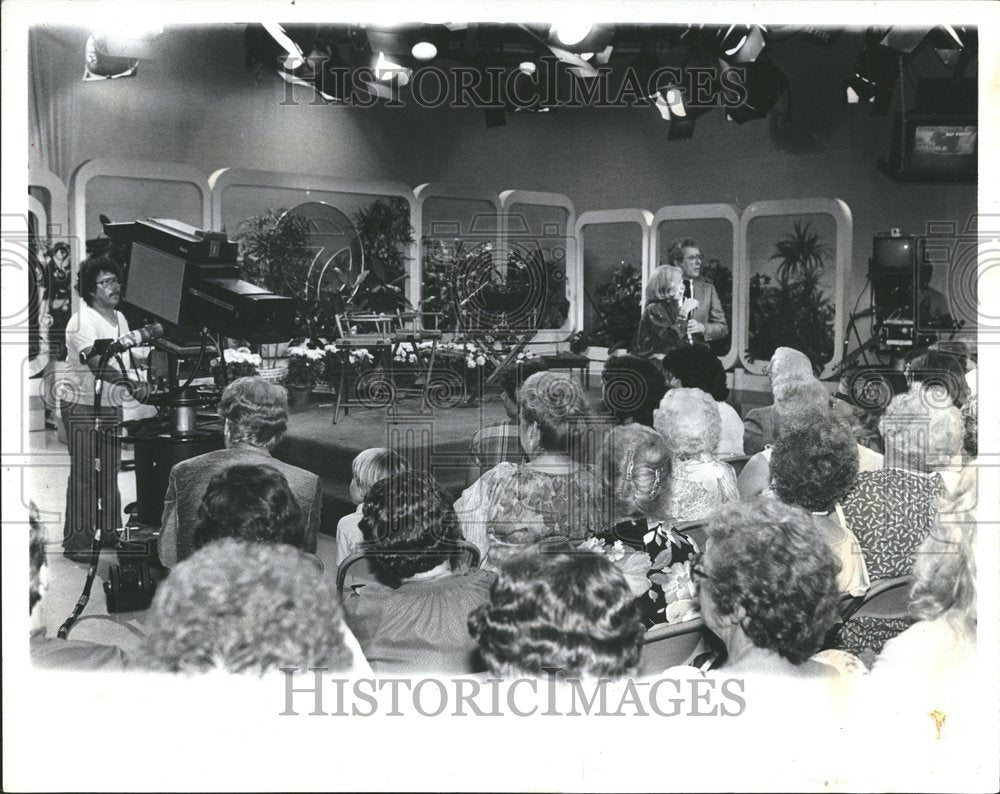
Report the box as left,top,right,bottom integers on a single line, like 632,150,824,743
59,218,295,636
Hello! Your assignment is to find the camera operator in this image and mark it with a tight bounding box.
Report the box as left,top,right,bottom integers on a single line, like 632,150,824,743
61,256,149,561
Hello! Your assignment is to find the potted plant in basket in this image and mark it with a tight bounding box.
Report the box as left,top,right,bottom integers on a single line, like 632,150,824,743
211,346,262,389
284,344,326,406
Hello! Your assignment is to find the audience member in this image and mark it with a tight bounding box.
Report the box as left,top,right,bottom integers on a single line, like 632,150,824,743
468,544,644,679
455,372,604,569
469,357,550,470
335,447,408,566
158,376,321,568
833,390,962,656
191,464,305,553
902,347,970,408
663,345,744,455
631,264,689,358
29,502,125,671
598,424,698,628
831,367,890,456
770,419,870,597
693,499,861,681
653,388,739,522
600,354,668,426
743,346,815,454
137,539,363,675
343,472,495,674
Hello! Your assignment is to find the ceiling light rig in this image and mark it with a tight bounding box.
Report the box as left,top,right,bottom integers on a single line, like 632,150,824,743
845,29,901,115
83,25,163,81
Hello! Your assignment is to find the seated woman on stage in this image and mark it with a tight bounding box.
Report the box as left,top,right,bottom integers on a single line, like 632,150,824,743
653,388,739,523
833,390,963,656
138,539,365,675
631,265,697,358
468,544,644,679
191,463,306,554
663,344,744,455
600,354,668,427
343,472,495,675
599,423,699,628
454,372,603,571
769,419,870,597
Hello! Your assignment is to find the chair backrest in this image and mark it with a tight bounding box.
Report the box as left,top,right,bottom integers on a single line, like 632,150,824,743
336,541,482,595
721,454,752,478
638,617,706,676
840,575,912,621
672,520,708,552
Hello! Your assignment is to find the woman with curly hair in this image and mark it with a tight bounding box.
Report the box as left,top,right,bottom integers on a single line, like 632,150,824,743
344,471,495,674
454,372,604,570
695,499,860,678
191,463,305,553
653,388,739,523
468,544,645,678
598,423,698,628
137,539,365,675
600,354,667,427
769,418,869,597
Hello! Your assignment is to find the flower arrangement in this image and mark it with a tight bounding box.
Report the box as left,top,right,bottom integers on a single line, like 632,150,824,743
323,343,376,386
211,346,261,387
284,344,326,387
577,537,652,598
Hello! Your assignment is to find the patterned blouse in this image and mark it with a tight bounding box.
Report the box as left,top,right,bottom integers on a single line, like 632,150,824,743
665,455,740,523
453,462,604,571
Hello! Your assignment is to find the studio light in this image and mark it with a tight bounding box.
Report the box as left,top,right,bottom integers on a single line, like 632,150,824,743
411,41,437,61
725,57,788,123
652,86,695,140
263,23,306,70
84,34,139,80
721,25,768,63
552,23,593,47
519,61,537,76
845,32,898,115
374,51,411,85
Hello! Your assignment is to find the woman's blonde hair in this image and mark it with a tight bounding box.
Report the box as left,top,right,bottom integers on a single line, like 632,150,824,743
644,265,684,304
350,447,408,503
600,423,672,521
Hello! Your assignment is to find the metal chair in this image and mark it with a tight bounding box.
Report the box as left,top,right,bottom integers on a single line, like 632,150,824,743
638,616,707,676
840,575,913,621
336,540,482,595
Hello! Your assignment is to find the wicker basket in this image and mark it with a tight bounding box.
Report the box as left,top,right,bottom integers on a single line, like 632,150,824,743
258,362,288,384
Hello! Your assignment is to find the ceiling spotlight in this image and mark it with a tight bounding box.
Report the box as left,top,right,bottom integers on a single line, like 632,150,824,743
411,41,437,61
707,24,767,64
845,33,898,115
263,23,306,70
652,87,695,140
374,51,410,84
726,57,788,123
552,23,593,47
84,34,139,80
519,61,537,76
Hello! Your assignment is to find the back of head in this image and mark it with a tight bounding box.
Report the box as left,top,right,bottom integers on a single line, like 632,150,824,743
909,519,976,626
600,423,671,521
773,378,832,433
351,447,408,502
767,347,815,389
519,371,589,454
360,471,461,581
702,499,841,664
663,345,729,401
192,464,304,551
468,545,643,678
601,355,668,425
140,538,352,675
645,264,684,304
219,376,289,449
903,348,969,408
653,387,720,459
770,417,859,512
880,390,964,472
500,357,550,404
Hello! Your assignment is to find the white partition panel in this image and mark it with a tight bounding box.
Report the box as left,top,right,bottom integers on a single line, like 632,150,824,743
414,183,501,332
738,198,852,379
210,169,417,305
650,204,741,369
499,190,576,344
29,169,69,238
575,209,653,357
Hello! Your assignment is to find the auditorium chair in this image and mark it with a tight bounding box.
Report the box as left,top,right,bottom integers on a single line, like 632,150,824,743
638,616,707,676
336,540,482,595
672,519,708,552
839,575,913,622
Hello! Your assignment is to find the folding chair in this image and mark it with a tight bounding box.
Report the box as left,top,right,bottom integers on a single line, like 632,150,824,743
839,575,912,621
336,540,482,596
638,616,707,676
721,454,752,478
672,520,708,552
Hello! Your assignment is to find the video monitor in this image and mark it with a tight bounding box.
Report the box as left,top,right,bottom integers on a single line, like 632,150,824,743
124,242,188,326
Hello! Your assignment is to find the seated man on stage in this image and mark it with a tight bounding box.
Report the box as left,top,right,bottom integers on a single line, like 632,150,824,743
662,237,728,344
158,376,320,568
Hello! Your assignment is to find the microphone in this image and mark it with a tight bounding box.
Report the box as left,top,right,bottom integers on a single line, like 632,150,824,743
108,322,164,354
686,310,694,345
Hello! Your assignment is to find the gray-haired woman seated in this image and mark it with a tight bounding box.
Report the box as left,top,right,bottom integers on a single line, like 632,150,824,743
343,471,495,675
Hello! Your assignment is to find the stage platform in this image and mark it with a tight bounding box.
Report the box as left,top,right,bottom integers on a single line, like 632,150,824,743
271,394,510,536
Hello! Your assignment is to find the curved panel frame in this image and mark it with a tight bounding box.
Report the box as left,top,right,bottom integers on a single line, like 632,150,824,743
650,203,742,369
737,197,852,379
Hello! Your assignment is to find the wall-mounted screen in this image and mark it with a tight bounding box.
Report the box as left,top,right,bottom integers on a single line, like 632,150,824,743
124,242,187,325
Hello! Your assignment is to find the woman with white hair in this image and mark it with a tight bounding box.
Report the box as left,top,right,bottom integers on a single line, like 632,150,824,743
654,387,739,523
743,346,815,455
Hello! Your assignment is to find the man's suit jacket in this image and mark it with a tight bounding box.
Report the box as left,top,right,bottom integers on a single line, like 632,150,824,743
687,278,729,343
158,444,321,567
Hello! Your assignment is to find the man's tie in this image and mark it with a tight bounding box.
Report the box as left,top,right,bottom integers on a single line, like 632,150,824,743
683,279,692,300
